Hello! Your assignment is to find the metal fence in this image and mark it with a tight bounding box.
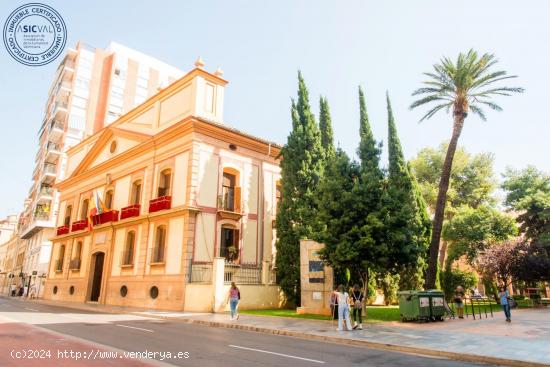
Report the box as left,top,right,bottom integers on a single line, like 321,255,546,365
224,263,261,284
190,263,213,283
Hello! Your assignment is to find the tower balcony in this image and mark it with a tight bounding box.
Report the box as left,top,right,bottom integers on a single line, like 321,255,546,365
92,210,119,226
149,196,171,213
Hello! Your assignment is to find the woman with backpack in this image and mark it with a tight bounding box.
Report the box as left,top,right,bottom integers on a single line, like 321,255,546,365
351,284,365,330
227,282,240,320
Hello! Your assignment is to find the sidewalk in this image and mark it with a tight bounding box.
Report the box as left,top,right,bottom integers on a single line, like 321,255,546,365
15,297,550,367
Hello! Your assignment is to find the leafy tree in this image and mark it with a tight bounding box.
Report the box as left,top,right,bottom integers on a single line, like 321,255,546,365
441,268,478,301
380,273,400,305
385,94,431,290
319,96,335,160
502,166,550,244
410,49,523,289
511,243,550,282
476,239,524,286
443,205,518,264
276,72,325,305
410,143,497,214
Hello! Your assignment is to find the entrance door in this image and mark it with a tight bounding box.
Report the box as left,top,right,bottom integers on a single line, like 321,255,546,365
90,252,105,302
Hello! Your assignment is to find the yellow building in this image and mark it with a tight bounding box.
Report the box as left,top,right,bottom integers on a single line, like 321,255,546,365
45,60,283,312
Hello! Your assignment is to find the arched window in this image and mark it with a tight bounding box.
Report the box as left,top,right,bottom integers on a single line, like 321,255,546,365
80,199,89,220
104,190,114,210
123,231,135,265
131,180,142,205
64,205,72,226
71,241,82,270
74,241,82,261
57,244,65,271
158,169,171,197
152,225,166,263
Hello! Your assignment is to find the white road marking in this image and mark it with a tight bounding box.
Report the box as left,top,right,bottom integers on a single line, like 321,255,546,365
24,307,39,312
116,324,154,333
229,345,325,364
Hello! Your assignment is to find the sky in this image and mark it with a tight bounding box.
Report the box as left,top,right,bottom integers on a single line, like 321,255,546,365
0,0,549,218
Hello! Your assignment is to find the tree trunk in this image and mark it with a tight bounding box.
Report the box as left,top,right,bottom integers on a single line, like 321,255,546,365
425,113,465,289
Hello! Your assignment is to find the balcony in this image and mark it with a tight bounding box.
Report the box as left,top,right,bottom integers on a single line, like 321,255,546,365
37,186,53,204
69,258,81,270
120,204,140,220
56,225,69,236
149,196,171,213
217,186,242,220
52,101,68,120
34,205,51,221
71,219,88,232
19,206,53,239
48,120,65,142
59,81,72,91
40,163,57,184
92,210,119,226
44,142,61,164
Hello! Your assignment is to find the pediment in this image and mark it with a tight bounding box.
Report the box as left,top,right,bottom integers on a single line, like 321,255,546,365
70,127,151,177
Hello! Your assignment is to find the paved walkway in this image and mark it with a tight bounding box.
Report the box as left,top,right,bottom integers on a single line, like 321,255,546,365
8,296,550,366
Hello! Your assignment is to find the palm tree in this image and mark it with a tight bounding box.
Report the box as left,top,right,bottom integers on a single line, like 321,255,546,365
410,49,523,289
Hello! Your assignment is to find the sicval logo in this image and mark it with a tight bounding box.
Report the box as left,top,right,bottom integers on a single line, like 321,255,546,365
3,3,67,66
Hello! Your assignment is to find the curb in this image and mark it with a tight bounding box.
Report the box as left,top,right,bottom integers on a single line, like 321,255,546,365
154,316,549,367
6,297,549,367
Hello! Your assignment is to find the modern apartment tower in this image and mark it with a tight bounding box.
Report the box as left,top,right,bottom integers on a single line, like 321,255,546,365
18,41,183,297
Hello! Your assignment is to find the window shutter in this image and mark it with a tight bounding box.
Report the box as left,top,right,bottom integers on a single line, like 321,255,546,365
233,229,240,248
235,187,241,212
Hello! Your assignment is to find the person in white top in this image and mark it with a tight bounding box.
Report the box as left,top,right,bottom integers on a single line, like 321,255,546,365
334,284,353,331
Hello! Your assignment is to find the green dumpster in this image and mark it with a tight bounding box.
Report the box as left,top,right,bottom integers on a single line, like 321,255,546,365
398,290,431,321
425,289,445,321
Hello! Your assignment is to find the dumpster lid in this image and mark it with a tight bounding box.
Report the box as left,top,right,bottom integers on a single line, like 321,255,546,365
397,290,419,296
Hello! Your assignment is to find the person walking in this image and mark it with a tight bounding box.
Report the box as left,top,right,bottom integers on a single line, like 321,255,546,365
498,287,512,322
10,283,16,297
454,286,465,319
334,284,353,331
351,284,364,330
29,283,37,299
227,282,240,320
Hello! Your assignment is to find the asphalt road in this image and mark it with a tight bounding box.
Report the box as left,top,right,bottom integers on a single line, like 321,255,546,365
0,296,496,367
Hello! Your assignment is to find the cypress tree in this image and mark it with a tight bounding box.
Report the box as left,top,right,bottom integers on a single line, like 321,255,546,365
385,93,431,289
316,148,360,284
319,96,335,160
352,87,386,279
322,87,386,285
275,72,325,305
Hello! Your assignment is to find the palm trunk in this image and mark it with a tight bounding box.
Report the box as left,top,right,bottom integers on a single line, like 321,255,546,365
425,113,465,289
